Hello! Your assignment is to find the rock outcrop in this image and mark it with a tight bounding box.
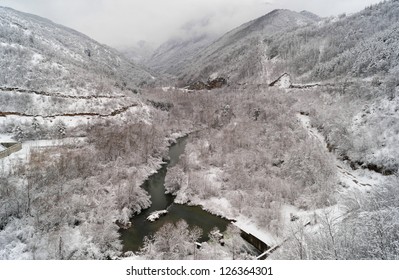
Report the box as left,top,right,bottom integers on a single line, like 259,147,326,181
187,77,227,91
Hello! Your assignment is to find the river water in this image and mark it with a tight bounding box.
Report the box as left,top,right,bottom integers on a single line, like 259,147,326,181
120,137,231,253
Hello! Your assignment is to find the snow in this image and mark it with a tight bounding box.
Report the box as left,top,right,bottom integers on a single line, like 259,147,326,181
209,72,219,80
172,162,280,248
292,112,389,243
161,86,191,93
205,167,222,187
351,95,399,171
330,16,341,23
170,132,186,139
296,19,307,26
147,210,168,222
0,42,23,49
167,132,187,144
209,229,223,239
0,137,86,175
233,218,278,246
178,193,281,249
191,197,235,218
279,75,291,89
0,134,15,142
298,113,386,193
297,114,326,145
31,53,43,65
0,6,154,102
122,253,142,260
0,134,17,153
280,203,344,233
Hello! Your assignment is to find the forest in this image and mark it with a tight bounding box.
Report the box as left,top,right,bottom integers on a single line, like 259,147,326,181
2,82,397,259
1,1,398,260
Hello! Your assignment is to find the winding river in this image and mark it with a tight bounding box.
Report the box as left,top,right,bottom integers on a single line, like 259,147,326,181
120,137,232,253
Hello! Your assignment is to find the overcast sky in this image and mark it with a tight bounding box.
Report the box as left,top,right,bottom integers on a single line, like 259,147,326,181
0,0,383,47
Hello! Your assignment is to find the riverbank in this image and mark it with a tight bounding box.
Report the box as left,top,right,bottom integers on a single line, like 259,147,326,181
173,192,280,249
268,112,397,259
119,135,233,256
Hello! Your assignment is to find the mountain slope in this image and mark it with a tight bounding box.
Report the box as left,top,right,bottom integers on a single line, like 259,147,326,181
258,1,399,177
146,33,217,76
0,6,159,142
158,9,319,85
119,40,156,64
0,6,154,96
264,1,399,82
159,2,399,87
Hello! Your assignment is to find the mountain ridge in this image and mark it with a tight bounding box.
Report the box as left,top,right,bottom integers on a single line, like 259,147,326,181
146,8,320,86
0,6,155,96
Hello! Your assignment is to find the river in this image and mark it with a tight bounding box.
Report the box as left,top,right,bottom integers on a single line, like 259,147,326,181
119,136,232,253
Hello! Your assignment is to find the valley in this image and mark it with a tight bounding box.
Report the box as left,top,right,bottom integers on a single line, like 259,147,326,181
0,1,398,260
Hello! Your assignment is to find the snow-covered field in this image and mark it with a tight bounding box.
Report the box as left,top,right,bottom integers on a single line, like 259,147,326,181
0,137,86,175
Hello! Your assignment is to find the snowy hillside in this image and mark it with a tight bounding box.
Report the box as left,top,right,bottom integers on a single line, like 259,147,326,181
0,7,154,96
118,40,156,64
264,1,399,82
0,7,182,261
152,2,399,87
157,9,319,85
1,1,398,262
146,33,217,75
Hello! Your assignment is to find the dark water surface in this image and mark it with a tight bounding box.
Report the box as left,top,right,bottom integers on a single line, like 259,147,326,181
120,137,231,252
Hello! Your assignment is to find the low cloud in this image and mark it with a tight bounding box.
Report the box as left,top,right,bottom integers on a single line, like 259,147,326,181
0,0,383,47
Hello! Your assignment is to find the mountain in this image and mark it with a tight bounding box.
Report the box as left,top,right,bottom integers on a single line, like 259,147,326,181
152,9,320,86
1,1,399,262
118,40,156,64
0,6,175,261
166,2,399,87
0,7,155,96
146,33,217,76
264,1,399,82
299,10,322,21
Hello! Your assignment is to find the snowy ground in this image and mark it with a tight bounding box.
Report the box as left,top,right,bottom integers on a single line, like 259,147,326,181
206,113,391,253
147,210,168,222
0,133,15,142
172,164,282,249
233,218,278,246
163,112,391,255
288,113,389,234
181,194,283,250
0,137,86,175
161,87,191,93
297,113,386,193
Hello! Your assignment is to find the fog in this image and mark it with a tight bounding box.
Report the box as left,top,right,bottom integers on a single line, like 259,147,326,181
0,0,383,47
